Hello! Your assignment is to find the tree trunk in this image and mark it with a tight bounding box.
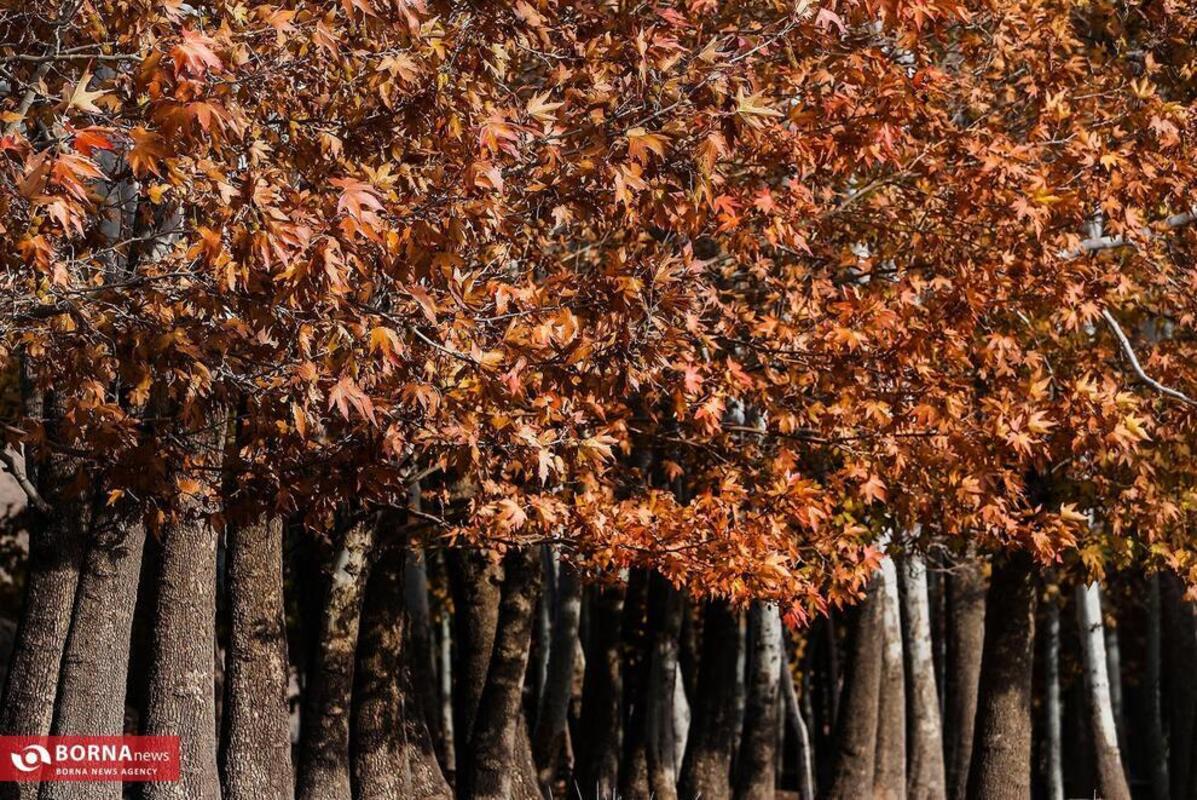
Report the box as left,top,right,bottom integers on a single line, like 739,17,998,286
620,570,652,800
141,510,222,800
1076,582,1131,800
446,547,502,783
576,581,625,800
351,538,451,800
296,522,374,800
404,546,447,774
533,560,583,792
679,600,742,800
1045,593,1064,800
943,553,986,800
827,575,884,800
780,646,816,800
462,547,542,800
41,510,146,800
1104,617,1125,757
874,558,906,800
0,461,87,748
1147,573,1169,800
733,602,782,800
900,554,946,800
219,516,293,800
965,552,1037,800
646,577,684,800
1162,572,1197,800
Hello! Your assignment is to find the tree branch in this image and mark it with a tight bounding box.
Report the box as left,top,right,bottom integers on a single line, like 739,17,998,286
1059,207,1197,259
0,446,52,515
1101,308,1197,408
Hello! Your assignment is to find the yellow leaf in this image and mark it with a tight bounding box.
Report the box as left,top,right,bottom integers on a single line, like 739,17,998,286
65,70,107,114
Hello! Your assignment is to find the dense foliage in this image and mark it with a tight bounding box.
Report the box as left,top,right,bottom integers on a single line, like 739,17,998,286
2,0,1196,620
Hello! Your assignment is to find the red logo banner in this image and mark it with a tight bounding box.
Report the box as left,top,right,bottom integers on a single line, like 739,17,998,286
0,737,180,783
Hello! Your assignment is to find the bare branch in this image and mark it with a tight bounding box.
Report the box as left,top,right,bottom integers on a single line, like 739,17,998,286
0,446,52,515
1101,308,1197,408
1059,207,1197,259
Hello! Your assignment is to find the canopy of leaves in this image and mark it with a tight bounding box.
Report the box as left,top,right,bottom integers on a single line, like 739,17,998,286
2,0,1196,619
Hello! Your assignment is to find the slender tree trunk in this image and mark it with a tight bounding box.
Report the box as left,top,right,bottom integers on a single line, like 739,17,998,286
1076,582,1131,800
943,553,986,800
620,570,652,800
436,613,457,785
827,576,884,800
576,581,625,800
296,522,374,800
405,545,446,773
1147,573,1170,800
462,547,542,800
900,554,946,800
965,552,1037,800
141,508,222,800
1045,593,1064,800
1162,572,1197,800
42,510,146,800
734,602,782,800
780,648,816,800
351,538,451,800
219,516,293,800
874,558,906,800
679,600,742,800
533,560,583,792
646,577,684,800
1105,618,1125,757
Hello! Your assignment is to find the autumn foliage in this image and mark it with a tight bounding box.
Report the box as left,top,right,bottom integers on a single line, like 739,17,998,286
2,0,1197,622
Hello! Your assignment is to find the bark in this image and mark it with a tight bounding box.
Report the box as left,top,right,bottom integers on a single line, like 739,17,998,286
780,648,816,800
826,575,884,800
533,560,583,792
874,558,906,800
1045,594,1064,800
0,457,86,746
1104,619,1125,757
141,510,222,800
1075,583,1131,800
900,554,946,800
461,547,542,800
679,600,742,800
965,552,1037,800
219,517,293,800
296,522,375,800
733,602,782,800
575,581,625,800
1147,573,1169,800
619,570,652,800
41,510,146,800
1162,572,1197,800
351,539,451,800
436,614,456,784
645,577,685,800
943,553,986,800
404,546,447,773
446,547,502,782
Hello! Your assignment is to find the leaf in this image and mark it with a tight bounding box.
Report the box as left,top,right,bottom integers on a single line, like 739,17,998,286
172,28,223,77
128,127,169,177
64,70,107,115
526,91,563,123
327,375,377,425
626,127,669,163
736,89,783,121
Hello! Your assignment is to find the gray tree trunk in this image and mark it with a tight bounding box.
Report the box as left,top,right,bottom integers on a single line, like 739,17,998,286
965,553,1036,800
901,554,946,800
943,553,986,800
679,600,742,800
533,560,583,792
42,510,146,800
219,516,293,800
296,522,374,800
874,558,906,800
827,576,884,800
734,603,782,800
1045,594,1064,800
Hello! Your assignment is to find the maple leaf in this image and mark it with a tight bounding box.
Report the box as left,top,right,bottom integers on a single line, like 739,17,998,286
328,375,377,425
63,70,107,115
526,91,564,123
330,177,384,221
171,28,223,77
626,127,669,163
859,475,887,504
127,127,169,177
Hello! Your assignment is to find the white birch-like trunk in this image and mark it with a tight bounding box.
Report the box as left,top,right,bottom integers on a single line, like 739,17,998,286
1076,582,1131,800
873,557,906,800
900,555,946,799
